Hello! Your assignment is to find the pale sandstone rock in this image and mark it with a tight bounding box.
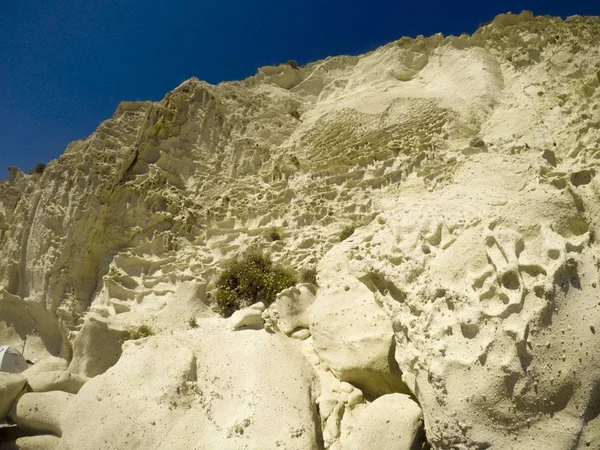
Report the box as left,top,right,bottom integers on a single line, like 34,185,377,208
0,435,60,450
21,357,68,376
228,304,264,330
0,12,599,450
309,254,408,397
10,391,73,436
68,315,129,377
273,284,316,335
0,373,27,419
340,394,423,450
24,370,88,394
59,323,320,450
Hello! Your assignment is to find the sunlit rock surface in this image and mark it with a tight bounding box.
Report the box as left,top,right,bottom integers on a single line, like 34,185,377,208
1,12,599,449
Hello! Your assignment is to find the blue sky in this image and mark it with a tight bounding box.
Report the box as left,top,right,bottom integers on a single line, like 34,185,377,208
1,1,598,177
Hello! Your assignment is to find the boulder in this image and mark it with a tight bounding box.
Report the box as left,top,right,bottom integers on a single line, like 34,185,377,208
10,391,73,436
274,284,316,335
341,394,424,450
0,373,27,419
0,435,60,450
68,315,129,377
59,323,320,449
229,303,264,330
310,271,407,397
25,371,88,394
21,357,68,377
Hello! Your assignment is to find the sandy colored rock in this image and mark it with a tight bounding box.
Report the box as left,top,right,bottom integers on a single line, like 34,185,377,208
228,304,264,330
59,323,320,450
341,394,423,450
10,391,73,436
0,373,27,419
310,254,407,397
273,284,316,335
0,11,599,450
25,370,88,394
0,435,60,450
21,357,68,377
68,315,129,377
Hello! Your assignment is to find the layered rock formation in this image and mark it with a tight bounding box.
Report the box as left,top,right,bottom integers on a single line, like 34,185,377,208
1,11,599,449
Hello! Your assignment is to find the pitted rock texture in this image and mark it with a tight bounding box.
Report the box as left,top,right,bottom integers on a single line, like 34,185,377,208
1,11,600,450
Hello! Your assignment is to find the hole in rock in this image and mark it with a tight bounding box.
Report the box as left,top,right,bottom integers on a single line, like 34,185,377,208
502,271,520,290
548,249,560,260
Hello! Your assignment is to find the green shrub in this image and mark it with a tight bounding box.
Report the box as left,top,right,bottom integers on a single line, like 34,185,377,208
215,251,297,317
188,317,198,329
300,267,318,286
287,60,299,70
339,225,356,241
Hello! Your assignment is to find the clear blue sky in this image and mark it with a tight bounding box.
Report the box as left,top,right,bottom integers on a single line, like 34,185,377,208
1,0,598,176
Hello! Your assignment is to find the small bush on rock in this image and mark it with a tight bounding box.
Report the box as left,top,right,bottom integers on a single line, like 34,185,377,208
215,251,297,317
286,60,299,70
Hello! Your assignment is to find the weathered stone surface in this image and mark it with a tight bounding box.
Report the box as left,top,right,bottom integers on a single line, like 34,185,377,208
229,304,264,330
0,373,27,419
340,394,423,450
310,248,407,398
68,315,129,378
25,370,88,394
0,11,599,450
10,391,73,436
22,357,68,376
0,435,60,450
273,284,316,335
59,324,320,450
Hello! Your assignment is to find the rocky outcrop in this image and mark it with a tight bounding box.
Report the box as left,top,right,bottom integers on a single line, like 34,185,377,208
24,371,88,395
0,434,61,450
0,373,26,419
340,393,424,450
10,392,73,436
1,11,600,450
59,324,321,449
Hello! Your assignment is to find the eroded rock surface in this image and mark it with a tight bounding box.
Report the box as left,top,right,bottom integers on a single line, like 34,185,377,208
59,324,320,450
0,373,26,419
1,11,600,450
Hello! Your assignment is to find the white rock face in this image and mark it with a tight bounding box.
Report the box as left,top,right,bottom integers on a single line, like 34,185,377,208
340,393,423,450
1,11,600,449
59,323,320,449
24,370,88,394
0,373,26,419
10,392,73,436
0,435,61,450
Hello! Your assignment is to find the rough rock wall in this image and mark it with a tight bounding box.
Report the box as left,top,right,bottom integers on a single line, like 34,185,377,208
1,11,599,449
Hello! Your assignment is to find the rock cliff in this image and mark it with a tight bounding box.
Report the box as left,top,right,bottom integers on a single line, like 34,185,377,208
1,11,599,450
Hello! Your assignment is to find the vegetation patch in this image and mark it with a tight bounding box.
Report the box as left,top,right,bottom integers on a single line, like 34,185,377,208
215,251,297,317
